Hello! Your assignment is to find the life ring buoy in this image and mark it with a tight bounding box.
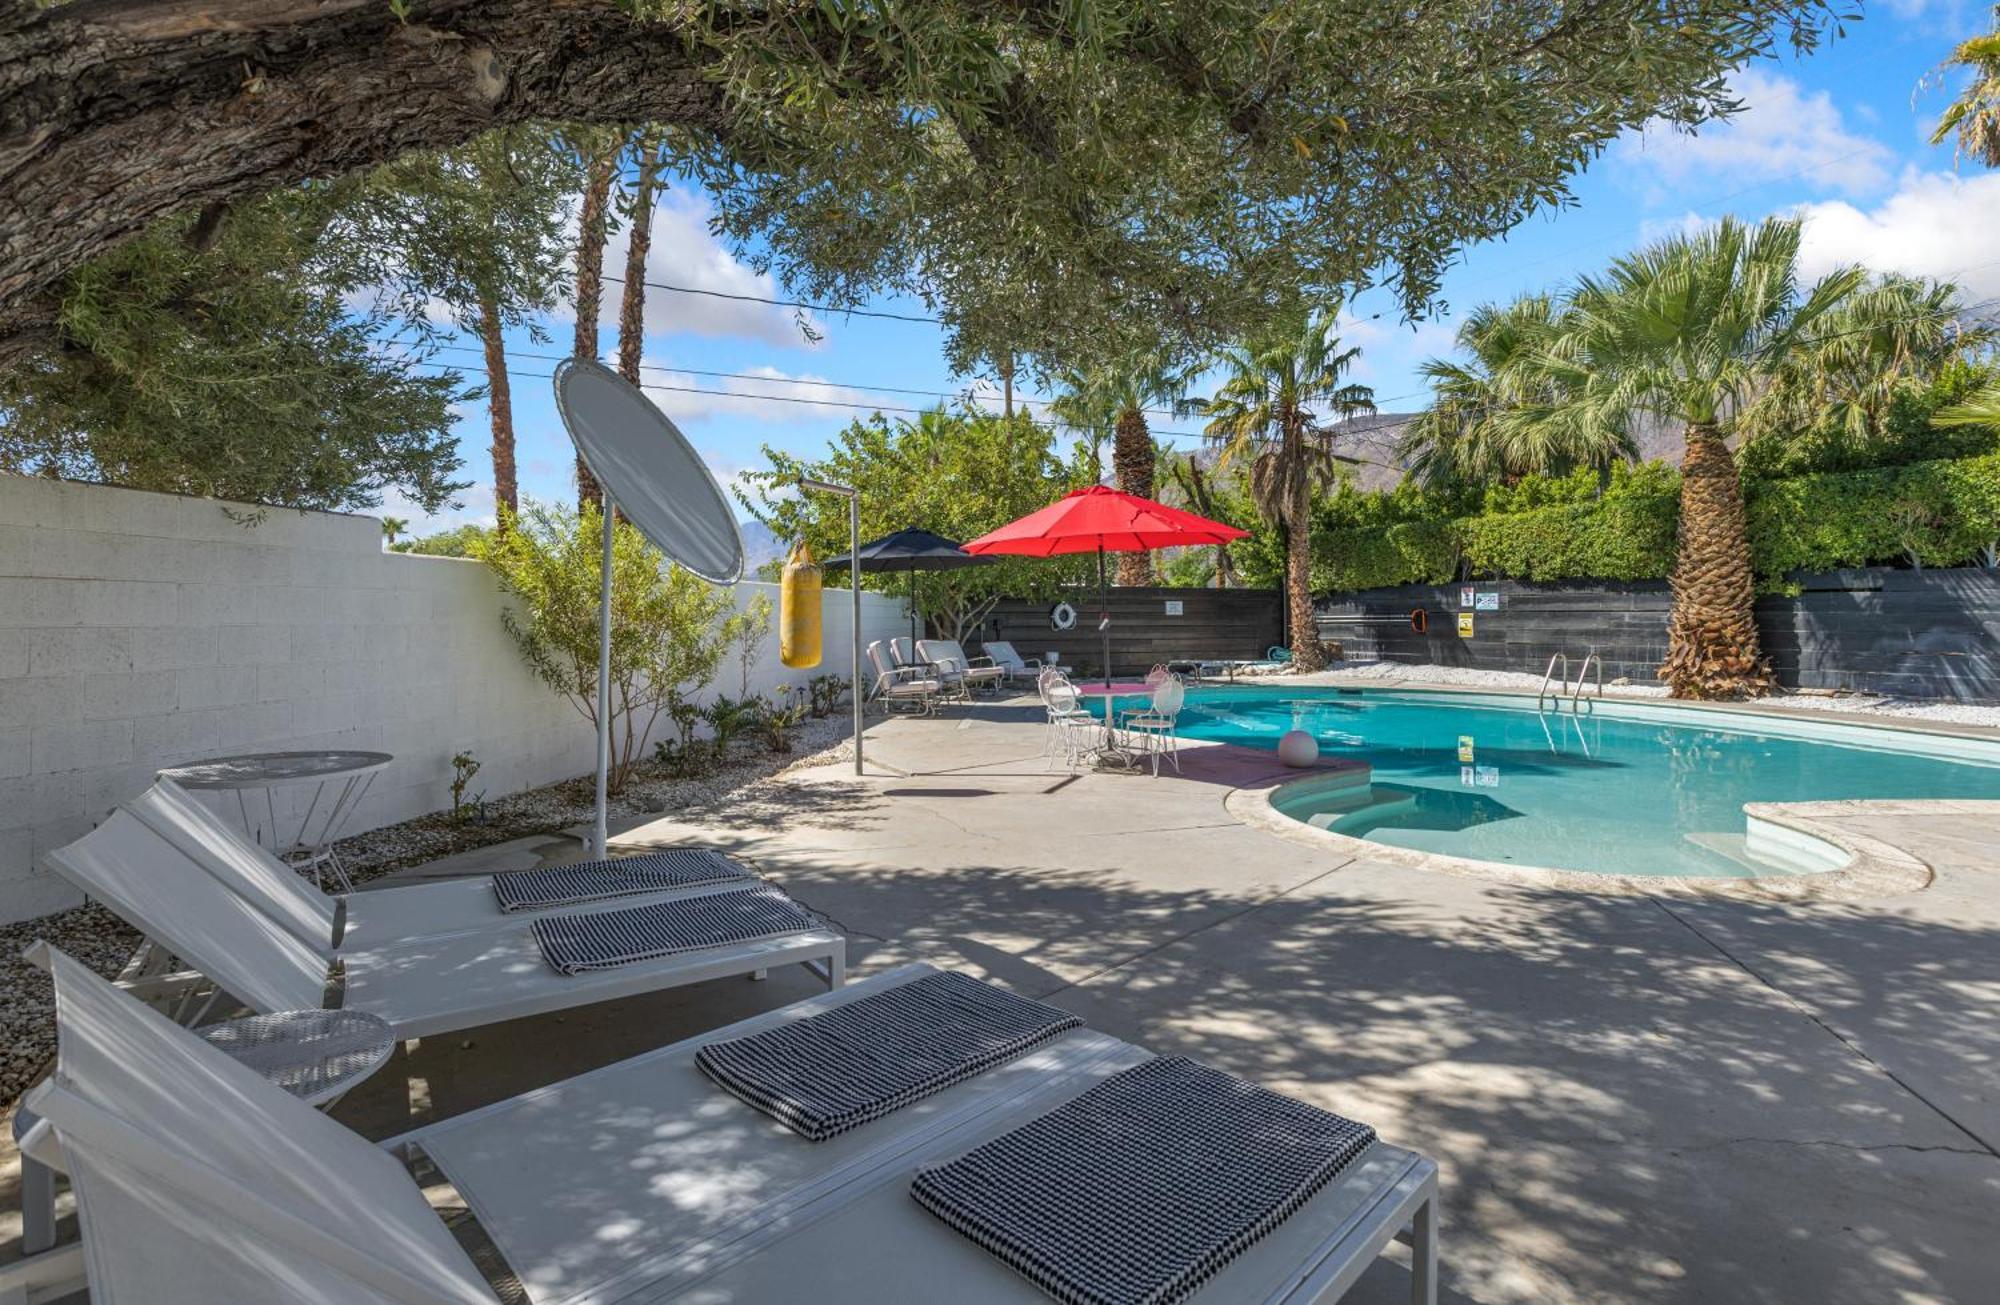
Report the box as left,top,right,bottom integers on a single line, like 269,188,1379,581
1410,608,1428,634
1050,601,1078,631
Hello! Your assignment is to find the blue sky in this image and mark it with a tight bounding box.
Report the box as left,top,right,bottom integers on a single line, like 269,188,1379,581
387,1,2000,537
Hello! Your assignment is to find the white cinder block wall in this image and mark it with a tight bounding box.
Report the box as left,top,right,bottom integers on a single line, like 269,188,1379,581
0,476,904,924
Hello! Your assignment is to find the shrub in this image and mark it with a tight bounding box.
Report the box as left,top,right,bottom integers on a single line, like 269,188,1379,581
1300,453,2000,595
476,501,734,792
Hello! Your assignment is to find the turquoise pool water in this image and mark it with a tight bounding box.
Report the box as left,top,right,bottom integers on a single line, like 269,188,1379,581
1173,688,2000,878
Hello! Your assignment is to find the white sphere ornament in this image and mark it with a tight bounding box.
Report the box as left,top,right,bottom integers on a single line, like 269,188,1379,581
1277,729,1320,768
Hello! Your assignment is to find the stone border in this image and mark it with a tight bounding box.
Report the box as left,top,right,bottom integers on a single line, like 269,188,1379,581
1226,774,1960,903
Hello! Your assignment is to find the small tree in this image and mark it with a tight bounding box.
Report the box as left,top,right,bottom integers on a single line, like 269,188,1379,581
476,501,734,792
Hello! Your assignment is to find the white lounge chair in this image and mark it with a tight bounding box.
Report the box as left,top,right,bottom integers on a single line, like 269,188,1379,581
12,948,1439,1305
125,776,752,950
866,639,942,714
982,640,1068,685
41,806,845,1041
916,638,1006,696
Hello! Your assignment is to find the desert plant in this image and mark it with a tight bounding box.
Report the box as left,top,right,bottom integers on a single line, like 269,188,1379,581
448,750,483,826
651,693,710,777
806,673,847,718
758,685,812,754
701,694,762,762
725,593,774,697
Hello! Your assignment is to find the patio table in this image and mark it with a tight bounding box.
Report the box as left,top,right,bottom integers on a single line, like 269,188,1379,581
158,750,392,892
1074,681,1153,770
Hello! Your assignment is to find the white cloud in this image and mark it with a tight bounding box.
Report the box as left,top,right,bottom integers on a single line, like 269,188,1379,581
1791,168,2000,302
1619,68,1895,199
637,360,878,425
557,189,821,349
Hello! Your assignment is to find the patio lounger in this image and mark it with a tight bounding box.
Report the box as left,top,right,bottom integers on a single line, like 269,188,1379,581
917,638,1008,696
41,807,845,1041
126,777,759,950
14,950,1439,1305
867,639,943,714
983,640,1069,685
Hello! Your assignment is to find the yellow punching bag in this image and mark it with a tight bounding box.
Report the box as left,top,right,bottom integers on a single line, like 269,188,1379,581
779,541,824,668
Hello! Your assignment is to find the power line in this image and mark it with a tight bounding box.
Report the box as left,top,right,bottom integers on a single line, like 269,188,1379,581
597,275,941,324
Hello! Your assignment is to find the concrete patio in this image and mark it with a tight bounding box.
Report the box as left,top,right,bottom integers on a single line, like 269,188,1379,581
8,694,1996,1304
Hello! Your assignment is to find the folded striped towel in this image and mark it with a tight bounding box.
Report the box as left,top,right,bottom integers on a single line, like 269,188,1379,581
696,971,1081,1141
532,886,820,975
492,848,751,913
911,1055,1377,1305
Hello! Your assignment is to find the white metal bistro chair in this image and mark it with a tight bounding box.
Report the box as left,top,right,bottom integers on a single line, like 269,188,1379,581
866,640,942,714
1118,673,1188,775
1039,670,1098,770
40,808,846,1043
915,638,1007,696
125,776,756,951
9,948,1440,1305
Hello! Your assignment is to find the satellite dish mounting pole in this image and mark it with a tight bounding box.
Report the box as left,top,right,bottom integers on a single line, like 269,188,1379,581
799,478,863,777
592,504,615,858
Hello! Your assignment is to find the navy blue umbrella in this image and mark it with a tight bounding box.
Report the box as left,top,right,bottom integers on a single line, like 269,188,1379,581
825,529,995,648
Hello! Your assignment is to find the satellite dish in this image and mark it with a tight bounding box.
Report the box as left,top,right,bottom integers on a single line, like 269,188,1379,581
552,359,744,583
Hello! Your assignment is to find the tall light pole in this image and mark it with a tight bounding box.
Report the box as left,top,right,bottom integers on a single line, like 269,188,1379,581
799,478,863,776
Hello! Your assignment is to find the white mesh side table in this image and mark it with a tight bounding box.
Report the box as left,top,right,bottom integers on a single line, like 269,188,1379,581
159,750,393,892
15,1007,396,1253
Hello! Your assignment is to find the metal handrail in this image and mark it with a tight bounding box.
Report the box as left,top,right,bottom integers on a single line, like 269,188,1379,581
1572,653,1604,709
1536,652,1570,711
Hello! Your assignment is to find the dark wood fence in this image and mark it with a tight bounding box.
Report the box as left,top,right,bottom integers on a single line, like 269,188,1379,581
1316,566,2000,701
980,586,1283,678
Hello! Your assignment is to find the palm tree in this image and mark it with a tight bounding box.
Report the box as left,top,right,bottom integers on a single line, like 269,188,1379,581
380,516,409,546
1196,304,1375,670
570,130,623,507
1398,295,1634,487
1534,216,1864,699
1928,13,2000,168
617,130,669,388
1051,359,1189,583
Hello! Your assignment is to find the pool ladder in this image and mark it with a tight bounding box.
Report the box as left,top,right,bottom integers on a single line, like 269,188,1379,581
1536,651,1605,712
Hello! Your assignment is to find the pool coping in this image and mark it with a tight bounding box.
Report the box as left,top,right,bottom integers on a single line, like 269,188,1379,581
1224,774,1968,901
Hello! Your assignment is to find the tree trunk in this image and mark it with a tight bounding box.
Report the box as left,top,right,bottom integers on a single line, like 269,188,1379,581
617,135,665,386
1660,424,1772,699
1112,405,1154,585
1281,419,1325,670
571,140,619,507
0,1,735,361
477,291,516,524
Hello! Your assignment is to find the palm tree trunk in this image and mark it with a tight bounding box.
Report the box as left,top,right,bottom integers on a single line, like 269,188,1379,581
1660,424,1772,699
571,141,619,507
617,133,665,386
478,292,517,526
1112,405,1154,585
1284,469,1324,671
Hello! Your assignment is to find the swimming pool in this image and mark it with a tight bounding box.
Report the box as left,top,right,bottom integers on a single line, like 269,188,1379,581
1174,688,2000,879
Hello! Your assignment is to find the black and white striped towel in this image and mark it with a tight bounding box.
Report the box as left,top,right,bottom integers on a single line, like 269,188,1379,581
532,886,820,975
911,1055,1377,1305
492,848,751,913
695,971,1081,1141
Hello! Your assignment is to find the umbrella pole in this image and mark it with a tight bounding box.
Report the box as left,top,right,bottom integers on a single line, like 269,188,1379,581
592,504,615,858
1097,543,1111,689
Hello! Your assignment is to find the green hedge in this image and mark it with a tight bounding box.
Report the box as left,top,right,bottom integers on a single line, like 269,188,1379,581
1298,452,2000,594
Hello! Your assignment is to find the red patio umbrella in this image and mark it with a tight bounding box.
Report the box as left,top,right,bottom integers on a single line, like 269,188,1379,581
962,485,1248,686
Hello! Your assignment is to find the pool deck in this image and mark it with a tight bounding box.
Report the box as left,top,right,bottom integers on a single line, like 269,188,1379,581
8,692,1999,1302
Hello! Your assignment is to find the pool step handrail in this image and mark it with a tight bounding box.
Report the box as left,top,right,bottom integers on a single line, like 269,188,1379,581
1536,652,1571,711
1537,651,1605,712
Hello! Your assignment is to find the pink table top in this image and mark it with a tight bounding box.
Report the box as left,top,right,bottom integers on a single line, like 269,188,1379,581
1074,681,1153,697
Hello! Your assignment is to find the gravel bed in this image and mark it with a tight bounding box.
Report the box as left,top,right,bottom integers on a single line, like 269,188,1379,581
0,715,857,1113
1297,660,2000,727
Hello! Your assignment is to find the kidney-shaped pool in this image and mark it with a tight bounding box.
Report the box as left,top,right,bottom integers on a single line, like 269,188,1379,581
1168,687,2000,879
